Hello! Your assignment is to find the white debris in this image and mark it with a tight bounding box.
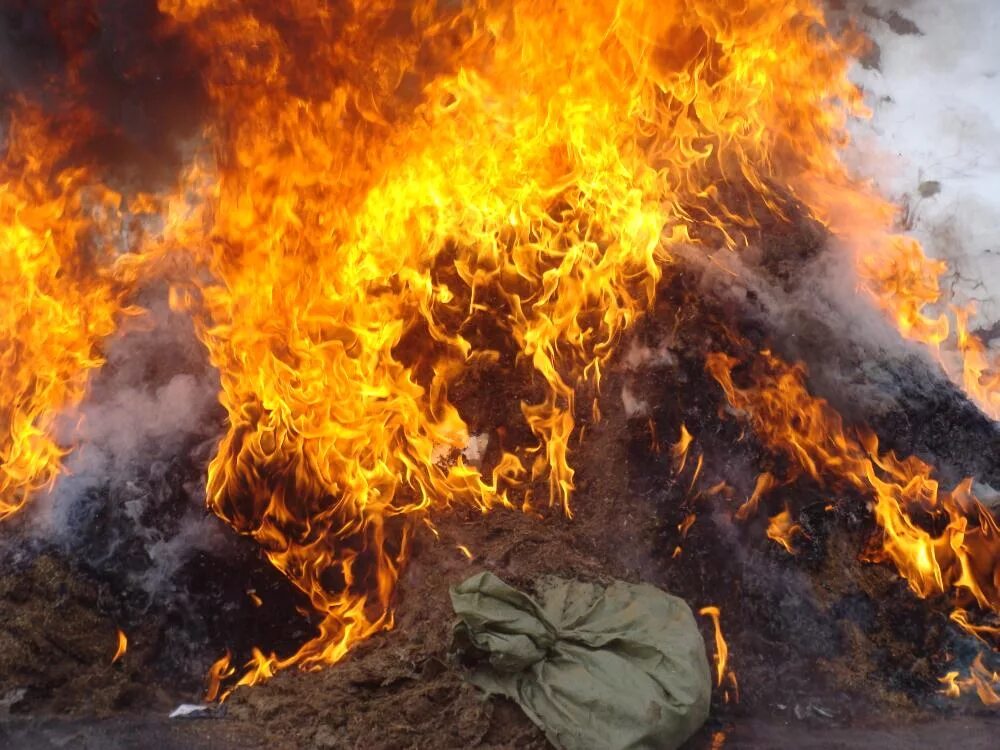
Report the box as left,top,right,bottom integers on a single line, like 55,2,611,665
461,432,490,465
0,688,26,716
430,443,453,465
622,339,677,371
621,384,649,418
169,703,213,719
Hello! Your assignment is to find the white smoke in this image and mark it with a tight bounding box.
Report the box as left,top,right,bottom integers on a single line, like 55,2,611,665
620,338,677,419
851,0,1000,340
28,292,228,596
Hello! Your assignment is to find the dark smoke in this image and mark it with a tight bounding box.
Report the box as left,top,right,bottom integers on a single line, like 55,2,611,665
0,0,209,189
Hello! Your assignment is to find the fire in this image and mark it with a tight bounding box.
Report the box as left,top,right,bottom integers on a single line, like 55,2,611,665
737,472,777,522
950,609,1000,644
0,106,131,520
112,629,128,664
766,506,803,555
672,425,694,474
955,306,1000,420
707,349,1000,660
939,654,1000,706
789,121,1000,421
678,513,697,538
708,347,1000,705
698,605,731,691
205,651,236,703
136,0,887,689
2,0,997,701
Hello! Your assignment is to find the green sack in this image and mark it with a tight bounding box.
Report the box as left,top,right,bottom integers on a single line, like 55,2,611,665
450,572,711,750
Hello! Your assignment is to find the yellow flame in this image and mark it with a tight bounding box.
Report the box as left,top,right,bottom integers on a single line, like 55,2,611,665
112,629,128,664
766,505,803,555
4,0,997,700
1,106,132,520
736,472,776,522
950,609,1000,645
699,605,729,687
709,349,1000,611
205,651,235,703
939,654,1000,706
672,425,694,474
131,0,886,690
708,346,1000,706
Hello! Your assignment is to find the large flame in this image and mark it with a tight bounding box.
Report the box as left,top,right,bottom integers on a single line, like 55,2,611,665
1,0,997,698
142,0,880,685
0,106,129,520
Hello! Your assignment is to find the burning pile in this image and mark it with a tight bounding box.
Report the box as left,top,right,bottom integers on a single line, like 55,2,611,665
1,0,998,708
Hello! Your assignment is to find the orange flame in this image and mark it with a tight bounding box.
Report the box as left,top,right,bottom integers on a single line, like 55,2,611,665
939,654,1000,706
133,0,887,690
950,609,1000,645
672,425,694,474
955,306,1000,420
699,605,729,687
205,651,235,703
789,121,1000,420
766,505,803,555
1,106,132,520
112,629,128,664
708,349,1000,634
737,472,777,522
709,348,1000,707
678,513,697,538
3,0,997,700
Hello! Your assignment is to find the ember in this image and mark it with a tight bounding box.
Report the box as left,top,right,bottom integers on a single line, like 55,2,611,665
0,0,998,746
